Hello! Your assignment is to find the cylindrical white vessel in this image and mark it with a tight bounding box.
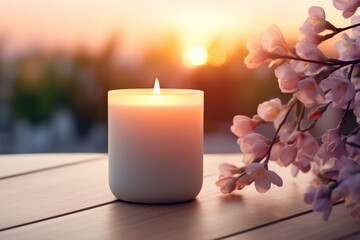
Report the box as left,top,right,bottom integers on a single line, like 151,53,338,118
108,89,203,204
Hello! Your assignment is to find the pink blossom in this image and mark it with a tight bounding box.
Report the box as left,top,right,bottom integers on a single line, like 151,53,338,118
351,16,360,37
269,123,296,166
286,150,313,177
333,0,360,18
338,157,359,181
320,71,356,108
218,163,243,177
290,131,319,156
335,33,360,60
280,131,319,175
216,176,237,194
260,25,290,54
300,7,333,36
236,174,254,190
278,122,296,143
244,38,268,69
268,59,287,70
331,181,348,202
296,40,316,57
216,174,254,194
317,128,347,164
297,37,321,50
316,150,355,181
274,106,289,129
300,35,325,47
292,151,313,174
342,173,360,205
238,133,269,164
322,168,340,181
279,145,298,167
352,77,360,90
296,41,326,73
231,115,259,138
325,157,359,203
304,48,326,73
244,25,291,69
245,163,283,193
334,17,360,61
327,138,347,158
269,142,284,163
304,185,332,221
257,98,288,129
345,132,360,161
297,77,325,108
257,98,283,122
275,62,302,93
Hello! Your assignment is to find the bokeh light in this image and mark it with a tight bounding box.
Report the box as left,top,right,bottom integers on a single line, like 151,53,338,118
183,46,208,68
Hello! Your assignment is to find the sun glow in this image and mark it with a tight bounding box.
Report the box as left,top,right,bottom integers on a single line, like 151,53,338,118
183,46,208,67
208,48,227,67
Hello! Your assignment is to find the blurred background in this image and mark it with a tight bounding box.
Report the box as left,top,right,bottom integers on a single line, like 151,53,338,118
0,0,349,154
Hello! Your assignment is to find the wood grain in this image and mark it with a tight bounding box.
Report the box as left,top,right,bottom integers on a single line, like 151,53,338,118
0,153,232,230
0,158,115,229
227,204,360,240
0,154,322,239
0,153,106,179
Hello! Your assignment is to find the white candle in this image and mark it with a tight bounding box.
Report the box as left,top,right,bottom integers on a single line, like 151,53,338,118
108,80,203,204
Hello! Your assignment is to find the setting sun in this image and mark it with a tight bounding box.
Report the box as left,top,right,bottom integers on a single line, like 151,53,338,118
183,46,208,67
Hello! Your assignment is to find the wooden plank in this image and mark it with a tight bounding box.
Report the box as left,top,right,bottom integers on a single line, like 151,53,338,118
0,154,323,239
0,153,106,179
0,153,232,180
0,158,114,230
226,204,360,240
0,153,234,230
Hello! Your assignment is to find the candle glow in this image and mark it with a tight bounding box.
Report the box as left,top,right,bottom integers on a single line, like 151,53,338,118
154,78,161,95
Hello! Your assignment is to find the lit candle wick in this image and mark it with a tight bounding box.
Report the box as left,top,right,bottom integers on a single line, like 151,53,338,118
154,78,161,94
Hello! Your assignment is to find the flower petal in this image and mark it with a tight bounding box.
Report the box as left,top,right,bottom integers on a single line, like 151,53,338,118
254,176,271,193
268,170,283,187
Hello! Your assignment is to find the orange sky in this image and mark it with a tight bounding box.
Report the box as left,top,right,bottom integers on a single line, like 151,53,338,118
0,0,351,56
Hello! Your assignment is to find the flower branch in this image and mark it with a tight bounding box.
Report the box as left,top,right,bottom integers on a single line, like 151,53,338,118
322,22,360,41
264,99,298,167
217,1,360,222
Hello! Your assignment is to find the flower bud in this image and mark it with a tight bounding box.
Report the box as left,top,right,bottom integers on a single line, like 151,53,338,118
307,109,323,120
307,104,329,120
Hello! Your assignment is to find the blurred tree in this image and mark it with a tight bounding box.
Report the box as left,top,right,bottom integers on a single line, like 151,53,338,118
11,54,62,124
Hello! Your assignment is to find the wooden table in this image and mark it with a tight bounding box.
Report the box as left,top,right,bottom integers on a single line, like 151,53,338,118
0,153,359,239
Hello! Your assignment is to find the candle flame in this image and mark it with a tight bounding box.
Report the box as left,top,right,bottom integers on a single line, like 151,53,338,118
154,78,160,94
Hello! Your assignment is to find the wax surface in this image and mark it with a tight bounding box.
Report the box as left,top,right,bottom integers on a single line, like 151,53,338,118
108,89,203,203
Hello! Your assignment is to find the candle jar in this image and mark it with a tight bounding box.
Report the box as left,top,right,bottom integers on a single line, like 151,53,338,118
108,89,203,204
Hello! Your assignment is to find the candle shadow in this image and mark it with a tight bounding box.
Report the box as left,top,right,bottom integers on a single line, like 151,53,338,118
105,198,204,239
116,197,197,206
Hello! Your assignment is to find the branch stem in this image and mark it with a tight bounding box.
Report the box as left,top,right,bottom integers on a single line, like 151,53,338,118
264,99,299,167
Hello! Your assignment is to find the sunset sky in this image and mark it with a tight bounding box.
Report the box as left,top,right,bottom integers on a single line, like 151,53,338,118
0,0,351,57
